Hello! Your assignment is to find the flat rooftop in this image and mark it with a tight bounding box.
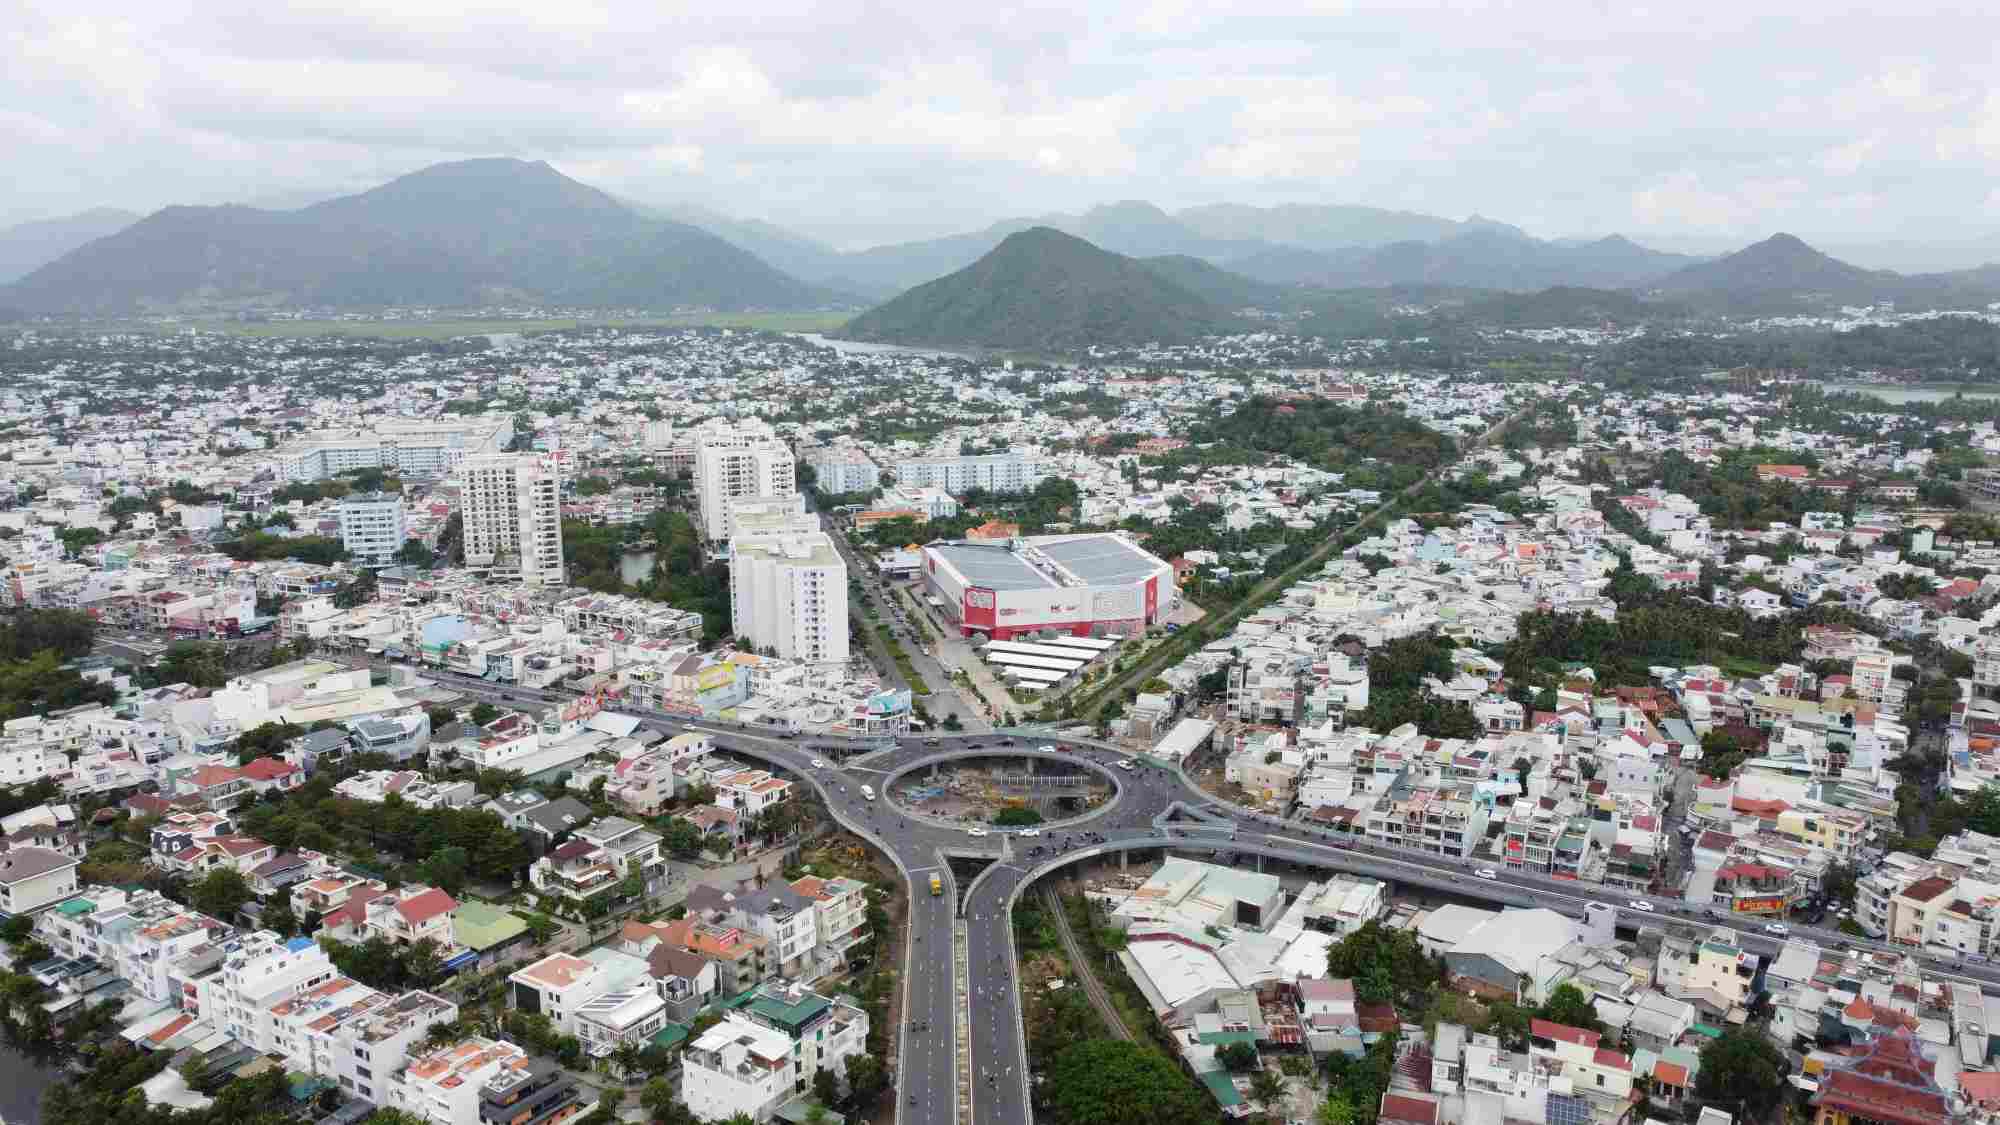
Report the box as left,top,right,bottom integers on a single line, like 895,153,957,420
928,543,1053,592
929,533,1167,593
1036,535,1163,584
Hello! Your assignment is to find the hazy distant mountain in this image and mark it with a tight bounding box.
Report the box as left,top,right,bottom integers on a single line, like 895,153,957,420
1225,229,1694,291
1648,233,1893,297
0,208,140,284
839,227,1237,350
1643,233,2000,312
829,201,1296,293
1175,203,1467,249
3,160,840,314
1136,255,1294,310
635,201,860,290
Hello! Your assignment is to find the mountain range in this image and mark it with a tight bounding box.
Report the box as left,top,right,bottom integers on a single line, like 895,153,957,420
1,160,840,315
9,157,2000,324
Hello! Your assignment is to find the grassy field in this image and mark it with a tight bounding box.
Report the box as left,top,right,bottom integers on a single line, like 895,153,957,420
163,311,853,340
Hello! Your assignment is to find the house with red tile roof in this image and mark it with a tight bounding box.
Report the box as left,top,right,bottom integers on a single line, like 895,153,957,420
363,885,459,948
239,756,303,795
1529,1018,1634,1105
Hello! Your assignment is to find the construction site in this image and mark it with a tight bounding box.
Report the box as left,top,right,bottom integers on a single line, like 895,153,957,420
889,755,1116,826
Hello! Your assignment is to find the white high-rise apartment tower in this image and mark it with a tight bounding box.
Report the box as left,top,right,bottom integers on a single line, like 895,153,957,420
460,454,566,586
729,531,848,664
694,427,796,541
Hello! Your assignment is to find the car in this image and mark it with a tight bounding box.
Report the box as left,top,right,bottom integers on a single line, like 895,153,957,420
1628,899,1655,912
1116,759,1136,771
967,827,989,837
1018,828,1041,837
1764,922,1790,936
1038,744,1059,753
811,759,826,769
1473,867,1498,880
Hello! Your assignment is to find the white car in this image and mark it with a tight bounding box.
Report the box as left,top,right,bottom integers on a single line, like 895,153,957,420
1473,867,1498,880
1018,828,1041,837
1628,899,1655,912
1116,759,1136,771
1764,922,1790,936
967,827,989,837
1038,744,1059,753
810,759,826,769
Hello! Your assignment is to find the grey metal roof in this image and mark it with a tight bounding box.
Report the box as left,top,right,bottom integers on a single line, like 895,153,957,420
1038,535,1162,584
929,544,1052,592
0,846,76,883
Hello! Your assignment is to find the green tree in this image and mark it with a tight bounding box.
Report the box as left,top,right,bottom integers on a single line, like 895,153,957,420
1043,1039,1214,1125
1217,1041,1258,1072
1695,1028,1786,1120
190,867,254,920
158,641,230,688
1535,984,1602,1037
263,888,299,938
470,702,500,727
1326,920,1441,1006
1250,1068,1286,1109
842,1053,890,1112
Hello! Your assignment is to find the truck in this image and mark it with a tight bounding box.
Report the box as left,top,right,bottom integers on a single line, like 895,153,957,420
929,873,943,896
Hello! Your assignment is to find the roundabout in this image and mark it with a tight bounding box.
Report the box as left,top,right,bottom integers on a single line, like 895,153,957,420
349,659,1985,1125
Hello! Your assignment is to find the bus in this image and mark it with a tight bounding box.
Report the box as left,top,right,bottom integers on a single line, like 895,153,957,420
929,873,943,896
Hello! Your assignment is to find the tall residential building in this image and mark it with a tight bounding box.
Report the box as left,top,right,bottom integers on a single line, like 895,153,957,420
801,444,880,495
892,448,1043,494
274,417,514,482
695,429,797,541
729,531,848,665
460,455,565,586
337,492,407,566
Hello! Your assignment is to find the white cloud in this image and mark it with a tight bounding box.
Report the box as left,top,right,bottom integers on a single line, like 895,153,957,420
3,0,2000,246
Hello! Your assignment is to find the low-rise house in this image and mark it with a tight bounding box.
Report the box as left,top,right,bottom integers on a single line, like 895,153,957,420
679,983,869,1122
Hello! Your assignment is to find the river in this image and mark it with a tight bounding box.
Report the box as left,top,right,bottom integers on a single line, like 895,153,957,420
1817,381,2000,404
0,1046,65,1122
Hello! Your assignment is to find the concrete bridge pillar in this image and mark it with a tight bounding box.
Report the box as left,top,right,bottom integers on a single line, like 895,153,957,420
1255,852,1263,874
1120,849,1128,873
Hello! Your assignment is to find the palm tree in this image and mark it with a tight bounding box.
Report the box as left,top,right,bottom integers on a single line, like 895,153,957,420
1250,1068,1286,1111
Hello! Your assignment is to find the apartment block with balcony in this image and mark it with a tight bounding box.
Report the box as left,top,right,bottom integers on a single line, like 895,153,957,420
685,883,819,980
680,984,869,1123
478,1055,582,1125
1500,799,1595,879
789,874,871,970
1709,862,1804,917
460,454,565,586
573,986,669,1059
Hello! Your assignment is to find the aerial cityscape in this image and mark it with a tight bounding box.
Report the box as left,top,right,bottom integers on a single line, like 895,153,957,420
6,7,2000,1125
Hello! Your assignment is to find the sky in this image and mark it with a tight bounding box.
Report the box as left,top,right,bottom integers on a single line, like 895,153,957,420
9,1,2000,256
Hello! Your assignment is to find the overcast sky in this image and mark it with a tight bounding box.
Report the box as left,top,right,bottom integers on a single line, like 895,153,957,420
9,1,2000,253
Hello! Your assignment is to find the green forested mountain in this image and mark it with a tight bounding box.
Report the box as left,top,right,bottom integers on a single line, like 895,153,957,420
838,227,1239,350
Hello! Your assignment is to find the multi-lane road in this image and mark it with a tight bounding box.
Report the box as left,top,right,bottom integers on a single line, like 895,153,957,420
336,656,1999,1125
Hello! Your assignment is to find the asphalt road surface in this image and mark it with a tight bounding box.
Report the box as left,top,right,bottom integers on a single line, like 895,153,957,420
334,655,1995,1125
